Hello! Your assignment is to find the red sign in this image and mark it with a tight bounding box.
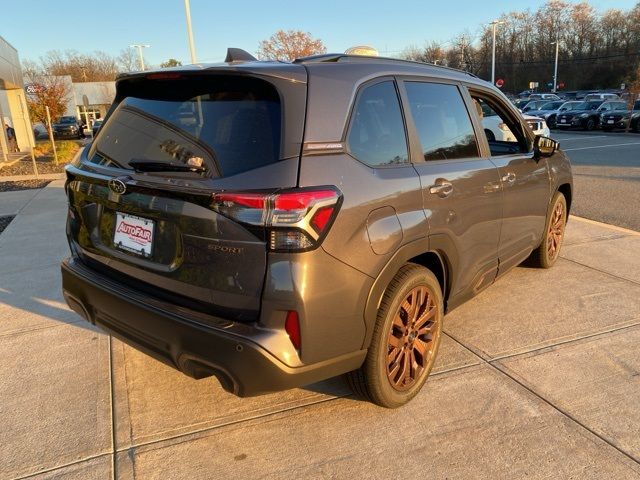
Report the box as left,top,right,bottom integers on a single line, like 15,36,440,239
558,82,565,89
495,78,505,88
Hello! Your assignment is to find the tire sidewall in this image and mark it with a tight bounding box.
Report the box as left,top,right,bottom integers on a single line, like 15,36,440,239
541,192,567,267
367,267,444,407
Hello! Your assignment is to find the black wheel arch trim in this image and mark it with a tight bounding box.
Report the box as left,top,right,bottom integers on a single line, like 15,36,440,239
362,236,456,349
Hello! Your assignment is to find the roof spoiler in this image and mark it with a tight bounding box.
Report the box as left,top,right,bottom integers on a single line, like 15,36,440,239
225,48,257,63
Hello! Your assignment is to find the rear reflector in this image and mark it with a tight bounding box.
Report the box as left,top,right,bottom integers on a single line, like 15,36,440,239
285,310,301,350
145,72,183,80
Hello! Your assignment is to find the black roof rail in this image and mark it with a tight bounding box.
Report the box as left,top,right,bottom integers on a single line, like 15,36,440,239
293,53,478,78
224,48,258,63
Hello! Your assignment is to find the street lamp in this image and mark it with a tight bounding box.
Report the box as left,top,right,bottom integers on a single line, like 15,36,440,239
184,0,197,63
489,20,506,85
551,39,560,92
129,44,151,71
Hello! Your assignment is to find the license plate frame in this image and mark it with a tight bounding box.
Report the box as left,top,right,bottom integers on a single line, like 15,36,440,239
607,120,614,124
113,212,155,257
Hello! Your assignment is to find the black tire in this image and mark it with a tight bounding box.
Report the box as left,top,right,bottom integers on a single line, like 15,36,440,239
528,192,567,268
547,116,557,129
346,264,443,408
484,129,496,142
585,118,595,131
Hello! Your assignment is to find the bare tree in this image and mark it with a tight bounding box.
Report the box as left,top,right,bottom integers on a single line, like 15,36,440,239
257,30,326,61
37,50,120,82
117,48,139,73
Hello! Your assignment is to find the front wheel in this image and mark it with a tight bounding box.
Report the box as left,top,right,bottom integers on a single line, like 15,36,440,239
528,192,567,268
347,264,443,408
585,118,595,131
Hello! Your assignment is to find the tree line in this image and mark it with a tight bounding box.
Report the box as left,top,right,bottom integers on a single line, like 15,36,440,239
402,0,640,92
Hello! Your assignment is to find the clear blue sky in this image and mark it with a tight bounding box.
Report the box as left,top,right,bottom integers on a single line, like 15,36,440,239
3,0,637,66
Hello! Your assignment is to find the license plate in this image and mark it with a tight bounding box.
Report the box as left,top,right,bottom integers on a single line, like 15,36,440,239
560,119,566,123
114,212,154,257
607,120,614,124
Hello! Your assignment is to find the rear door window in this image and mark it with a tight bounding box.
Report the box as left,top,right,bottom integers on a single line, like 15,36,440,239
89,76,281,178
347,80,409,167
404,82,479,161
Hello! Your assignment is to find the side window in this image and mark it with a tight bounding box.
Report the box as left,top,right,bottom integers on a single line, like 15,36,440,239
404,82,479,161
471,94,529,156
347,81,408,167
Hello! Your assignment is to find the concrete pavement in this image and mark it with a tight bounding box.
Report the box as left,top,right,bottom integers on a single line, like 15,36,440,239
1,181,639,479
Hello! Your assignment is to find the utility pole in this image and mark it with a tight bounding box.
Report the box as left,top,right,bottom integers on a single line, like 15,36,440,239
551,39,560,92
184,0,197,63
490,20,506,85
129,44,150,71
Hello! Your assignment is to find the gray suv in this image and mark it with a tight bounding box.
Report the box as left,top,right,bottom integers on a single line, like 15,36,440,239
61,49,572,408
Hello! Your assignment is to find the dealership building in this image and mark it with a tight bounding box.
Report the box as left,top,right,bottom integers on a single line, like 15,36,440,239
0,35,34,153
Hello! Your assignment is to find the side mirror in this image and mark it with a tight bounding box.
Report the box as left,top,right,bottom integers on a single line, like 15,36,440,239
534,135,558,158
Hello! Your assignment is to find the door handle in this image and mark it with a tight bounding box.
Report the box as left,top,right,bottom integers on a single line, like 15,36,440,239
501,172,516,184
429,181,453,198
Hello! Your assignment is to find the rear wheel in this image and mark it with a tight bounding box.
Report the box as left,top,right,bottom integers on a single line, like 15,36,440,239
347,264,443,408
528,192,567,268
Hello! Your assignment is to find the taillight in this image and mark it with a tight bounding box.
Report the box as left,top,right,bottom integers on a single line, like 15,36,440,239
211,187,341,252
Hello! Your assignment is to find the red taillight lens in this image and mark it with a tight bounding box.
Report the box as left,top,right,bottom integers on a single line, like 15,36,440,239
211,187,341,252
285,310,301,350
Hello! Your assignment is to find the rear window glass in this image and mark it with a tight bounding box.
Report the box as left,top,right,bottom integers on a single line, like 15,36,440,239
405,82,479,161
89,76,281,178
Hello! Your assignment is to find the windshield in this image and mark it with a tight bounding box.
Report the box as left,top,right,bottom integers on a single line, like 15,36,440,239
575,101,601,110
541,101,563,110
58,117,76,124
89,75,281,178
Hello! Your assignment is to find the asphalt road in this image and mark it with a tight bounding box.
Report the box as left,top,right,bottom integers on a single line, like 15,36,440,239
550,130,640,231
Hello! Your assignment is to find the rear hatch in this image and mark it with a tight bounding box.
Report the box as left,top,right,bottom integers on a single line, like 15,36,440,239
65,66,307,322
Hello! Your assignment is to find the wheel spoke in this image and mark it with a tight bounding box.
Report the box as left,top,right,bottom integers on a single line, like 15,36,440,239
400,348,411,385
414,304,435,329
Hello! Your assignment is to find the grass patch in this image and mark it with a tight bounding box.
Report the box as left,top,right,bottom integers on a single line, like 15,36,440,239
33,140,80,164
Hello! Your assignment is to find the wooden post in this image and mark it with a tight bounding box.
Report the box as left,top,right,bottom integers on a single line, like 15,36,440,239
45,105,58,165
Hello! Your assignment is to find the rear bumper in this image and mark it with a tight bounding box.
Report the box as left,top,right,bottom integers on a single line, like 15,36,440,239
61,257,366,396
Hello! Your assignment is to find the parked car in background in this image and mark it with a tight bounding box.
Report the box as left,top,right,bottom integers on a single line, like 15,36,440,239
556,100,611,130
513,98,531,110
601,100,640,131
481,103,550,140
584,93,619,102
528,93,561,101
521,100,550,113
91,119,104,137
61,49,572,408
526,100,564,128
53,116,82,139
538,101,583,129
630,109,640,133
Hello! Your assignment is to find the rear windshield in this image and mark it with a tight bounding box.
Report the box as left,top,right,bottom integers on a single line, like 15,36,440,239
88,75,281,178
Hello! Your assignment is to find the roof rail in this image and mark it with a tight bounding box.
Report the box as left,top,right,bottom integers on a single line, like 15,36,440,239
224,48,258,63
294,53,478,78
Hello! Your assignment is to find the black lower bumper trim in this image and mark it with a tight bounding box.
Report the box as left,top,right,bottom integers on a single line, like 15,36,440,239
61,257,366,397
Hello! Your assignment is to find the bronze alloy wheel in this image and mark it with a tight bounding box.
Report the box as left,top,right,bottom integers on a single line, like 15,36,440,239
386,286,439,391
547,199,565,262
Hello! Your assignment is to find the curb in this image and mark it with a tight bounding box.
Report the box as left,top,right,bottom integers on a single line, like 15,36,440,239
571,215,640,236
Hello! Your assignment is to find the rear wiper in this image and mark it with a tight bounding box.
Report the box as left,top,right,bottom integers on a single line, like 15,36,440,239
129,159,206,174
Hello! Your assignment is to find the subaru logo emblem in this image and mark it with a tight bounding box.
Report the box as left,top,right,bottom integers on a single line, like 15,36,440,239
108,178,127,195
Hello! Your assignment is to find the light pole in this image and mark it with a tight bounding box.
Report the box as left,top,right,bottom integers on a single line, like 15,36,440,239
490,20,505,85
551,39,560,92
129,44,150,71
184,0,197,63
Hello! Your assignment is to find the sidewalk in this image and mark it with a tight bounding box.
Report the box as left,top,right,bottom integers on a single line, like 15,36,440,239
1,182,639,479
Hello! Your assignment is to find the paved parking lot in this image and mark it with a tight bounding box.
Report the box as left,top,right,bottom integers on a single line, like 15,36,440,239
550,130,640,231
1,180,639,479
